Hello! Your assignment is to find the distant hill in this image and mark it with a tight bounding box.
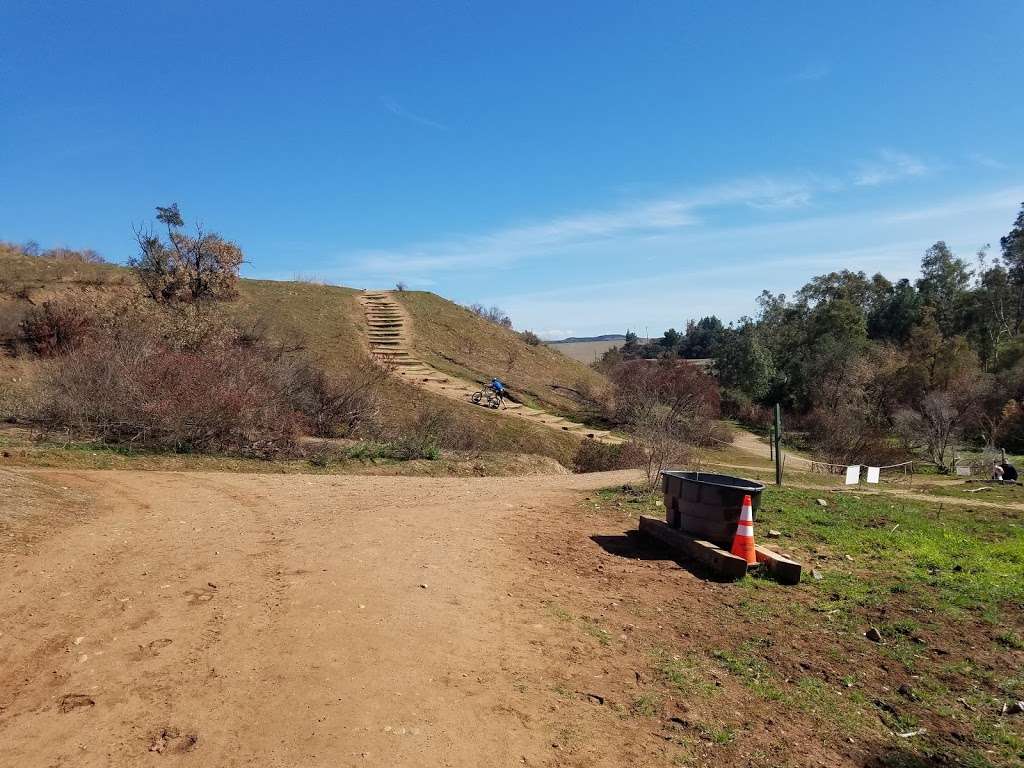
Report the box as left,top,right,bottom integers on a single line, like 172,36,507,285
546,333,626,344
545,335,639,364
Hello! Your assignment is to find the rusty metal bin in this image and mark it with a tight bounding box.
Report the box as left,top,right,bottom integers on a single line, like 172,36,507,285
661,471,765,547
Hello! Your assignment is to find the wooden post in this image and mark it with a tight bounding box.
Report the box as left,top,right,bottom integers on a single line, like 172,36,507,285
768,424,774,461
774,403,783,487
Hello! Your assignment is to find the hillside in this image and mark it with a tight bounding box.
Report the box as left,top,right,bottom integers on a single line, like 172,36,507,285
0,252,595,465
393,291,607,415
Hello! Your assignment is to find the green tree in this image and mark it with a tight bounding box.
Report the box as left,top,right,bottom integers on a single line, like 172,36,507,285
680,316,725,358
867,277,920,342
715,323,775,402
999,202,1024,332
916,241,971,336
659,327,682,352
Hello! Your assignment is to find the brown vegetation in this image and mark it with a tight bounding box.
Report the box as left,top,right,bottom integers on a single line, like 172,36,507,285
131,203,243,305
603,359,724,484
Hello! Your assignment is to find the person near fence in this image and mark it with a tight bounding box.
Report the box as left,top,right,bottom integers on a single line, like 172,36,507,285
1000,461,1018,482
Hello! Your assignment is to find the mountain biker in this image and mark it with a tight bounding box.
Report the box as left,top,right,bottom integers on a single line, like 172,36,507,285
489,377,506,397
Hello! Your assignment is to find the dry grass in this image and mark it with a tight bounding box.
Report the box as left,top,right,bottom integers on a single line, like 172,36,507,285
394,291,609,417
0,255,589,465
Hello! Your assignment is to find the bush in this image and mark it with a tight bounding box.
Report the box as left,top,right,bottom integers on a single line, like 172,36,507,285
604,359,716,484
467,303,513,328
36,328,302,455
19,300,92,357
519,330,542,346
571,439,645,473
388,409,485,455
31,303,386,457
995,401,1024,453
283,358,386,438
720,388,770,428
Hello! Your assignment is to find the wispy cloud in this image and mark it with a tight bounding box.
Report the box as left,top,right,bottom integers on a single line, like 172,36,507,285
481,188,1023,335
793,62,831,82
349,177,819,275
379,96,447,130
853,149,929,187
967,152,1007,170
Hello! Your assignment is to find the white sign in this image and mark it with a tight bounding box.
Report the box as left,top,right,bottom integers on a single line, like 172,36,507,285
866,466,880,484
845,465,861,485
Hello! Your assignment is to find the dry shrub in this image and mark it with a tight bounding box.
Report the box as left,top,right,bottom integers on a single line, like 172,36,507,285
284,358,386,438
131,204,243,305
386,409,488,458
0,300,27,348
518,330,542,346
33,302,386,456
42,247,106,264
19,300,93,357
571,439,645,473
720,389,770,428
37,328,302,455
605,359,718,484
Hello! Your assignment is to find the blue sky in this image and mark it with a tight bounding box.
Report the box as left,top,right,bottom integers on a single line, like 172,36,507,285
2,2,1022,339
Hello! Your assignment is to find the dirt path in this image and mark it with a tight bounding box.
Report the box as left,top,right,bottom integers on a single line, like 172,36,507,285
0,467,643,767
721,428,1024,511
358,291,622,444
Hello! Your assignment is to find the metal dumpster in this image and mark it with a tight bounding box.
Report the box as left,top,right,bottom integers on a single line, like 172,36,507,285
661,471,765,547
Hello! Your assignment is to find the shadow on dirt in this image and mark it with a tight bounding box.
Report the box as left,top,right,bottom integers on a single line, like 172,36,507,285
590,531,735,582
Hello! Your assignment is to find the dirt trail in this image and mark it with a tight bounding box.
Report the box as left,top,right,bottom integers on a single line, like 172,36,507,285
0,467,641,767
724,427,1024,511
359,291,622,444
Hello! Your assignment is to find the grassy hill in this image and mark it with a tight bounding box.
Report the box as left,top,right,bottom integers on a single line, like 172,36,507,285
0,251,592,465
393,290,607,416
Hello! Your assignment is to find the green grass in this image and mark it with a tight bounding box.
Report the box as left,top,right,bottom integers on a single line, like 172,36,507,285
578,616,613,646
588,482,1024,766
917,480,1024,503
652,649,716,697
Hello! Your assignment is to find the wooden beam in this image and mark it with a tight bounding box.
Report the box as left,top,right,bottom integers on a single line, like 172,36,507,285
638,516,748,580
754,545,802,585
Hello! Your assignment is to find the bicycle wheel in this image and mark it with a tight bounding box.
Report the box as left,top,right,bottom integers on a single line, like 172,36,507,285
471,391,483,405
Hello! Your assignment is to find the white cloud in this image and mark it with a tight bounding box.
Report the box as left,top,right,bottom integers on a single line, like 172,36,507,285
348,176,819,277
480,187,1024,336
536,329,575,340
853,149,929,187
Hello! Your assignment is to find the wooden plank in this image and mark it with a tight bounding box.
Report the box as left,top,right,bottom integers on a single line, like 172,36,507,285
754,545,802,585
638,516,748,580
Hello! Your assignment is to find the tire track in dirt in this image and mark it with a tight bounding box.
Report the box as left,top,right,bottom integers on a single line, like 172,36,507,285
0,468,642,767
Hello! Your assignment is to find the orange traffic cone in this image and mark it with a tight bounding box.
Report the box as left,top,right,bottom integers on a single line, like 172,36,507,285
730,494,757,565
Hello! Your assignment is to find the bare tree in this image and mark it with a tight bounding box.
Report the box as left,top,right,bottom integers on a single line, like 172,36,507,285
610,360,719,486
894,387,979,472
468,303,513,328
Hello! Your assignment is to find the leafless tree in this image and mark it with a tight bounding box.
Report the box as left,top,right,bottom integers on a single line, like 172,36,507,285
894,386,979,472
610,360,719,486
467,303,513,328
